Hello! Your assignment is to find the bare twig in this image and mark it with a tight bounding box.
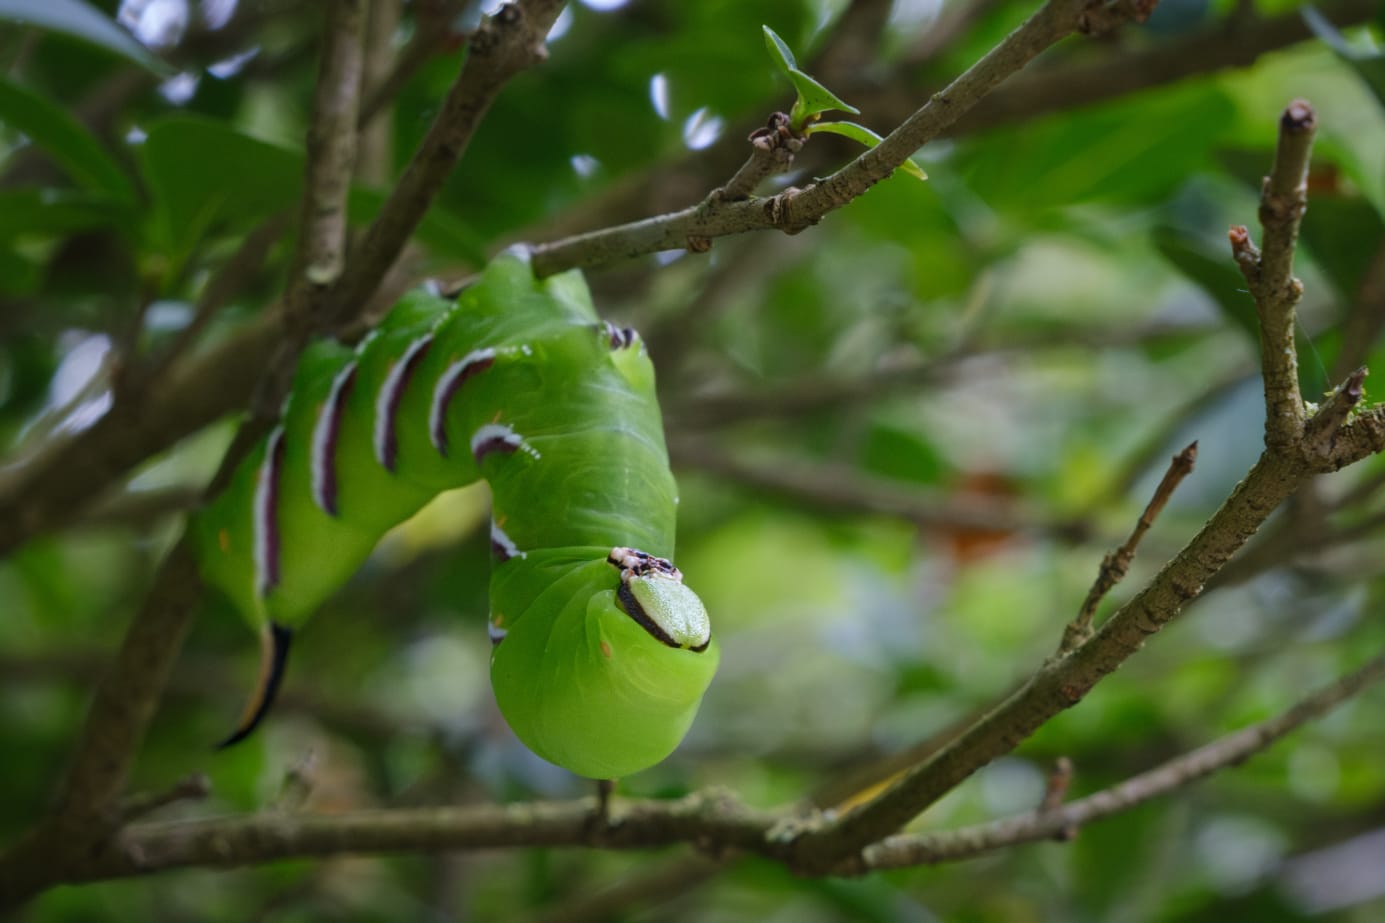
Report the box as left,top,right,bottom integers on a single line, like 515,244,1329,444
1059,442,1198,653
1229,100,1316,449
669,439,1081,539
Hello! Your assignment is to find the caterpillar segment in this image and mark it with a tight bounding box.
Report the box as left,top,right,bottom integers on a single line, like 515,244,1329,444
193,252,718,777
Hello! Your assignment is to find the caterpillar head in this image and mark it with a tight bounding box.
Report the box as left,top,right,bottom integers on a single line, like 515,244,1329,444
489,549,719,779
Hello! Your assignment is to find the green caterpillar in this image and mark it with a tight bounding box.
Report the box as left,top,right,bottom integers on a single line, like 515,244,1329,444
193,251,718,779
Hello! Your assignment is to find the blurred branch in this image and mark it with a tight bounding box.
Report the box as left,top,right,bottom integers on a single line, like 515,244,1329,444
669,320,1222,430
288,0,365,317
864,642,1385,868
516,856,726,923
528,0,1158,277
670,439,1086,540
942,0,1375,136
1059,441,1197,654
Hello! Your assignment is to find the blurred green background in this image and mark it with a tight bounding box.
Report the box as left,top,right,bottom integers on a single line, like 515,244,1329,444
3,0,1385,919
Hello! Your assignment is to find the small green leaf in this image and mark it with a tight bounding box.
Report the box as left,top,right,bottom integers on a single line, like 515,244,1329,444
807,121,927,180
785,68,859,127
0,0,170,76
763,25,858,129
0,77,136,201
762,25,798,73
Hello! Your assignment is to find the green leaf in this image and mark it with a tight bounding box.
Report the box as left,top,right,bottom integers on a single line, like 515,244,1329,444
785,68,860,127
0,0,170,76
0,77,135,201
139,116,302,257
806,121,927,180
762,24,858,129
762,25,798,72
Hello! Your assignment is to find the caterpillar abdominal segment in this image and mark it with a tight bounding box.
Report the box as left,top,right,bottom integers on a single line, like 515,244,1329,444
196,252,718,778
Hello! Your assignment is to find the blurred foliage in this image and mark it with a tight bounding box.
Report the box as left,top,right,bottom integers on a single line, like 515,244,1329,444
3,0,1385,920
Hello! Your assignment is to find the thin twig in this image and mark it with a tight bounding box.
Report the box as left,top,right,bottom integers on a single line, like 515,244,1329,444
1059,442,1198,654
669,439,1081,539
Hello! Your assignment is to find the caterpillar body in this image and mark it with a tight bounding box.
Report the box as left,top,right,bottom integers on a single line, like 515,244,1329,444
193,252,718,779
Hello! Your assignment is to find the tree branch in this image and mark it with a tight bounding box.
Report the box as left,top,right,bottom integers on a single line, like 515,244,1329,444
863,641,1385,869
60,791,776,884
1229,99,1316,449
528,0,1157,277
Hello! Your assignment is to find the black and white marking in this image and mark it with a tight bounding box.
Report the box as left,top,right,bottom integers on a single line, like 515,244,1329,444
310,361,358,516
373,333,434,472
429,348,496,456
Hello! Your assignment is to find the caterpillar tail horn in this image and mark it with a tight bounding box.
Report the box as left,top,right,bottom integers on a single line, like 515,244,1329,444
216,622,294,749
